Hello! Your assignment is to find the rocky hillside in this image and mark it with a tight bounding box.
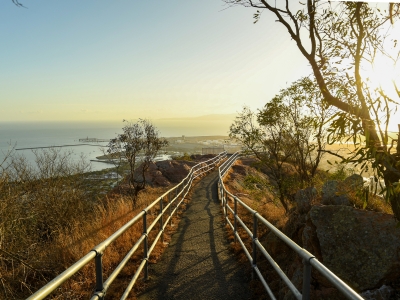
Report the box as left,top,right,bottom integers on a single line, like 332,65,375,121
223,158,400,300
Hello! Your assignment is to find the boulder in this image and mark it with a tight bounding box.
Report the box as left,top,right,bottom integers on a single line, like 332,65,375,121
322,180,339,202
131,160,197,187
330,194,351,206
295,187,317,214
360,285,395,300
155,160,196,184
303,205,400,292
321,180,351,206
343,174,364,190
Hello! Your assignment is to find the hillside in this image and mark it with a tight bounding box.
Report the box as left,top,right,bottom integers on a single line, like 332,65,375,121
222,157,399,299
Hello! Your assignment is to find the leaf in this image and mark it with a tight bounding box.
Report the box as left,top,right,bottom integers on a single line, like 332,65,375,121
363,200,367,209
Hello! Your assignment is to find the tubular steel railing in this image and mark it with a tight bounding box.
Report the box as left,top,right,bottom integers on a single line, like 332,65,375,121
218,152,363,300
27,151,227,300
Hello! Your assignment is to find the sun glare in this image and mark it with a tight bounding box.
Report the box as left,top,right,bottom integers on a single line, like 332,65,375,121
361,22,400,133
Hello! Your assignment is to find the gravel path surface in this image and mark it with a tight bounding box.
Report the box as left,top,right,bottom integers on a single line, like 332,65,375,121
137,170,253,300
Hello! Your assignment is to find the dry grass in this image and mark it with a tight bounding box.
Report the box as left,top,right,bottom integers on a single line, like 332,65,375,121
0,185,173,299
0,148,204,300
48,184,197,300
224,159,289,229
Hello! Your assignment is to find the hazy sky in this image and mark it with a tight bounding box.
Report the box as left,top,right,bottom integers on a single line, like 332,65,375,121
1,0,312,123
1,1,398,129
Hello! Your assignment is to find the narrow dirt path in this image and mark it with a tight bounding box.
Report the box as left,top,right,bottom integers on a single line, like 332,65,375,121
137,170,253,300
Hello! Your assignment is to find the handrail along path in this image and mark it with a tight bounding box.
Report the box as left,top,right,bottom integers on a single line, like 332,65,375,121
218,152,363,300
27,152,227,300
27,150,365,300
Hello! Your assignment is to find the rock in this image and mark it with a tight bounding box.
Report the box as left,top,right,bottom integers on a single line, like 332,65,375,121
322,180,339,202
344,174,364,190
321,180,351,206
331,194,351,206
295,187,317,214
361,285,395,300
231,165,248,176
311,287,345,300
283,267,303,300
155,160,196,184
131,160,197,187
151,170,170,187
303,205,400,292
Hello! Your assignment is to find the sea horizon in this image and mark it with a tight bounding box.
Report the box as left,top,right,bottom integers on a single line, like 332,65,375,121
0,119,232,172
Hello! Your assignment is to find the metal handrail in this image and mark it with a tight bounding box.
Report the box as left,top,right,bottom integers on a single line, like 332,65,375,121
218,152,363,300
27,151,227,300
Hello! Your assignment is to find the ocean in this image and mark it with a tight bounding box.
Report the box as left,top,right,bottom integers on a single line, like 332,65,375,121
0,119,231,172
0,122,123,172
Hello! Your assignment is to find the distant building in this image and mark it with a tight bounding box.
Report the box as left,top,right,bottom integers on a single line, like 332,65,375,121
104,172,119,179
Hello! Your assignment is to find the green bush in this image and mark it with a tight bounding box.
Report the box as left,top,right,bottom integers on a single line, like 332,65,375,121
328,163,354,181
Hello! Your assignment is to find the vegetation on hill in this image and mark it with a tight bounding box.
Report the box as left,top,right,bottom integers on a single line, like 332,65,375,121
0,146,206,299
106,119,169,207
230,77,332,213
222,157,395,298
226,0,400,220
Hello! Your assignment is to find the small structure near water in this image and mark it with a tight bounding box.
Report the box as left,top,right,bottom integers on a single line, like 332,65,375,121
79,137,110,143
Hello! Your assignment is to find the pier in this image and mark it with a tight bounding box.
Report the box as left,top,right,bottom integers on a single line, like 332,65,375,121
78,137,110,143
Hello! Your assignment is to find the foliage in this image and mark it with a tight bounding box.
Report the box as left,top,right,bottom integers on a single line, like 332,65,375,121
225,0,400,219
172,152,193,161
0,148,92,298
230,107,295,212
230,77,330,212
259,77,332,186
328,163,354,181
107,119,168,207
0,146,176,299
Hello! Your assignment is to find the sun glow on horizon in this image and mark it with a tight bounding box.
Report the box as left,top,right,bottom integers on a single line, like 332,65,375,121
360,22,400,133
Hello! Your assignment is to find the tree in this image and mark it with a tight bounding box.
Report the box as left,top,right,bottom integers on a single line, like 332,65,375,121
224,0,400,219
107,119,168,207
230,78,330,212
230,106,294,212
258,77,332,187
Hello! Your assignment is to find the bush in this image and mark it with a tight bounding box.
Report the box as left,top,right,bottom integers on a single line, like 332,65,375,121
0,149,94,298
328,163,354,181
172,152,192,161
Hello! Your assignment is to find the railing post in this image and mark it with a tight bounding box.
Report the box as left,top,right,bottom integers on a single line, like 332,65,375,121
95,253,104,298
252,212,258,280
160,197,164,243
168,191,173,226
224,194,228,225
234,196,238,243
143,211,148,280
302,258,312,300
219,183,222,204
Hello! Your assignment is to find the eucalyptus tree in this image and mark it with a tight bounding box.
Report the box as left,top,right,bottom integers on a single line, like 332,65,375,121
230,77,331,211
224,0,400,219
107,119,168,207
230,106,294,212
259,77,332,187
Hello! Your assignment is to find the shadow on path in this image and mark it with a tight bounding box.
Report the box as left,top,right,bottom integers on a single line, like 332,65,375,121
137,170,252,300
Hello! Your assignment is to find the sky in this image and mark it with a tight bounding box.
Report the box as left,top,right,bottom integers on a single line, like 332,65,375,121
0,1,399,131
0,0,311,124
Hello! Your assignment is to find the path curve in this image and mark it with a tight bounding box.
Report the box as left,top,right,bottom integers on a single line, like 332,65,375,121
137,170,253,300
